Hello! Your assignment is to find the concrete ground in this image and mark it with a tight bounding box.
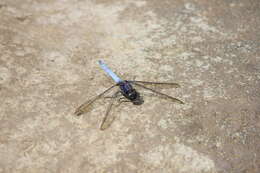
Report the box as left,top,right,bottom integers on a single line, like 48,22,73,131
0,0,259,172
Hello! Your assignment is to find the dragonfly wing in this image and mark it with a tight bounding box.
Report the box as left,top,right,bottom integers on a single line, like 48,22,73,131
132,82,184,104
100,92,119,130
74,84,117,116
128,80,180,89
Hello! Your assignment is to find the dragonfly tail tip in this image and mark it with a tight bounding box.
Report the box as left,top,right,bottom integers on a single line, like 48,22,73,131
98,60,104,65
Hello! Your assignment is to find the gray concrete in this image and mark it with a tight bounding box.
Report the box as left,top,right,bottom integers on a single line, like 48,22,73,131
0,0,259,172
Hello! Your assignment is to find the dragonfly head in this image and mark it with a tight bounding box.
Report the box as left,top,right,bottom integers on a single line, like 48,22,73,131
130,90,143,105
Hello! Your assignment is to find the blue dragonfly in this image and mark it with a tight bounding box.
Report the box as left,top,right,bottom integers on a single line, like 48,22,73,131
75,60,184,130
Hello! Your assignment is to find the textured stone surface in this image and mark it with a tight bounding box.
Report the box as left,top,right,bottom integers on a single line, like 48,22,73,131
0,0,259,172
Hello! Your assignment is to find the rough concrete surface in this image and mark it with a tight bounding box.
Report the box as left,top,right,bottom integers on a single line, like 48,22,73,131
0,0,259,172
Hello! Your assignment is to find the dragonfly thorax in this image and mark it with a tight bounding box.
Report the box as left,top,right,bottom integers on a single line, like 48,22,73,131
119,81,143,105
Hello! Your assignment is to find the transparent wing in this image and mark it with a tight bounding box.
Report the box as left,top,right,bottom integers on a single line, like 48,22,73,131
128,80,180,89
100,92,120,130
132,82,184,104
74,84,117,116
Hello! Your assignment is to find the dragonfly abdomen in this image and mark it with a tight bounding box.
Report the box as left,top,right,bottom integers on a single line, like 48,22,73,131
98,60,122,83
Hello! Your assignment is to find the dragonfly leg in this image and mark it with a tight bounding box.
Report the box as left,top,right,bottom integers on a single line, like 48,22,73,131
115,97,131,107
118,97,128,102
104,96,114,99
119,100,131,103
104,90,121,99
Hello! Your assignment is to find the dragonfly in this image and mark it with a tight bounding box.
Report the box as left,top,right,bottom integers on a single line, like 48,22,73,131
75,60,184,130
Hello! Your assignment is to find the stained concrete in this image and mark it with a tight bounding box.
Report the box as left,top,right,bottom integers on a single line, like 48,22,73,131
0,0,259,172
